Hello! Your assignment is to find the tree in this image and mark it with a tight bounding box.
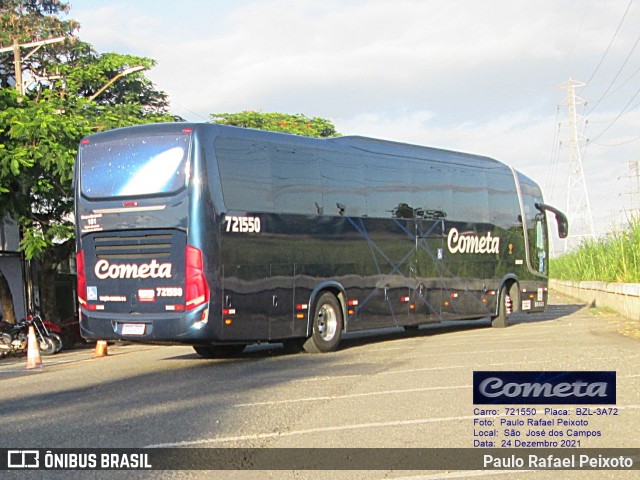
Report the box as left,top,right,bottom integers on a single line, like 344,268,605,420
0,2,175,324
210,111,339,138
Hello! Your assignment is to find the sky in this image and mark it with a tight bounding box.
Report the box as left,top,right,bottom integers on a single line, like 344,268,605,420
68,0,640,251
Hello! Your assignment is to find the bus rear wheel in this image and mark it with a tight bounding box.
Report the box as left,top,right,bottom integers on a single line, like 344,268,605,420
193,344,245,358
303,292,343,353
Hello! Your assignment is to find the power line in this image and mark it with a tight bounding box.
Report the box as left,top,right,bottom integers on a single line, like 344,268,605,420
545,107,562,199
583,0,634,90
589,81,640,142
587,26,640,115
566,3,591,73
589,133,640,147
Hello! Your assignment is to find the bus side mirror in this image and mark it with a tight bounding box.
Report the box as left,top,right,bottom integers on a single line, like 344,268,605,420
535,203,569,239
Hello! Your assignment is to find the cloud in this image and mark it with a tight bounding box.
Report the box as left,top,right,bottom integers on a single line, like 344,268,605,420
75,0,584,119
71,0,640,241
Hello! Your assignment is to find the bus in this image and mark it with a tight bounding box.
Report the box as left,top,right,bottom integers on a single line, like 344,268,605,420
74,123,567,357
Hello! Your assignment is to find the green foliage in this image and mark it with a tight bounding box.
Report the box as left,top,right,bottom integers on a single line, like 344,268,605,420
0,1,180,322
210,111,340,138
0,2,175,261
550,219,640,283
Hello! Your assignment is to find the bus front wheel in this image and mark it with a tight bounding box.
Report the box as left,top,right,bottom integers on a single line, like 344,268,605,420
304,292,343,353
491,284,517,328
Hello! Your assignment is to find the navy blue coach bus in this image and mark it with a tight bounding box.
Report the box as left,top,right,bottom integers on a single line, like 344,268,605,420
74,123,567,357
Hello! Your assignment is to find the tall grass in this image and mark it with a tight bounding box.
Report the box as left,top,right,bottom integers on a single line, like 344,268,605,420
550,219,640,283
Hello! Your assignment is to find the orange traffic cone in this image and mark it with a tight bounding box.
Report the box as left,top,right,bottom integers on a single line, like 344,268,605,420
94,340,108,357
26,325,43,369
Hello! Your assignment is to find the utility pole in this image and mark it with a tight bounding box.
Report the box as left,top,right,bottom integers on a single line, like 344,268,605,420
0,36,66,94
560,78,595,251
0,36,66,313
12,39,23,94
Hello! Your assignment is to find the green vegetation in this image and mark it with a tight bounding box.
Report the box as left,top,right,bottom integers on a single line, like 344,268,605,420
210,111,339,138
550,219,640,283
0,1,175,323
0,3,339,324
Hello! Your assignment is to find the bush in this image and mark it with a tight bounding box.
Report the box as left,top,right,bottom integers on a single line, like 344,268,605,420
550,219,640,283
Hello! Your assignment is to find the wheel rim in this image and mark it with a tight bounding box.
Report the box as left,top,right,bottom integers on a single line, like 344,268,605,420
505,294,513,316
317,304,338,341
39,337,54,353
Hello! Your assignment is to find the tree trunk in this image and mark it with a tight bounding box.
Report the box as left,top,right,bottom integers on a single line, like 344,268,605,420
0,269,16,324
39,260,59,323
37,238,74,325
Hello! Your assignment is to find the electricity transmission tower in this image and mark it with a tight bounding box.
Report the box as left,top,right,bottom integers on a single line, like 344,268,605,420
560,78,595,251
620,160,640,221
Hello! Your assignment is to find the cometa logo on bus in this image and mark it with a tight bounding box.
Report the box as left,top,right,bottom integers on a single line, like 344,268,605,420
447,228,500,254
94,259,173,280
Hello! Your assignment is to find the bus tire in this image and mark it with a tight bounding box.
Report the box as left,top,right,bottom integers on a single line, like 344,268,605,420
303,292,343,353
492,284,515,328
193,344,245,358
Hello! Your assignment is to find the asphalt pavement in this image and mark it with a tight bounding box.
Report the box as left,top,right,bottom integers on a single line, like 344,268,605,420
0,291,638,480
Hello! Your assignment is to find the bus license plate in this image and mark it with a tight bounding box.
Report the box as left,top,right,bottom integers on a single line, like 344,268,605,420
122,323,145,335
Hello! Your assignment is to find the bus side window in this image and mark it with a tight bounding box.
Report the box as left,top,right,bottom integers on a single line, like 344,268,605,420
364,156,413,218
216,137,275,213
271,146,321,215
321,152,366,217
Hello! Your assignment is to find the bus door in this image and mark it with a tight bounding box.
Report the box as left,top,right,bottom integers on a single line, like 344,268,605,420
408,212,445,324
221,264,270,340
269,263,295,340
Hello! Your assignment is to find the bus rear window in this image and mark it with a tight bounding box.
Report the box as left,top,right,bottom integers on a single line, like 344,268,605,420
80,133,190,198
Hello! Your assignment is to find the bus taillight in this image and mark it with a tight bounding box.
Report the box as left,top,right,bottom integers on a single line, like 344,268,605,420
76,251,87,306
185,246,209,310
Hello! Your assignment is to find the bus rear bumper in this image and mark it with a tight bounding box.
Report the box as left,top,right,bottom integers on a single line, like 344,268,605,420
79,304,219,344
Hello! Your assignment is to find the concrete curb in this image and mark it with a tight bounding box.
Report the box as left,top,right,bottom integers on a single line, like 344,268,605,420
550,279,640,320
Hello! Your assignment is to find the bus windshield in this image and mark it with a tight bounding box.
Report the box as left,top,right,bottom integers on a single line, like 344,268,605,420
79,133,191,198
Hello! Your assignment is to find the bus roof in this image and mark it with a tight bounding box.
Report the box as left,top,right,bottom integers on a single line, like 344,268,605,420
83,122,512,173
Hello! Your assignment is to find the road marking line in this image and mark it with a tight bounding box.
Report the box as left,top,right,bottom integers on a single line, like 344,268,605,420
368,338,553,351
403,347,539,359
424,338,551,348
147,404,640,448
378,361,532,376
367,346,413,352
291,373,365,383
290,361,534,383
446,331,552,339
391,470,535,479
145,414,481,448
235,385,470,407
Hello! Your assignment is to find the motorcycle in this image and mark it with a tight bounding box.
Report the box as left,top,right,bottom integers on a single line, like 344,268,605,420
0,313,62,358
39,315,65,353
